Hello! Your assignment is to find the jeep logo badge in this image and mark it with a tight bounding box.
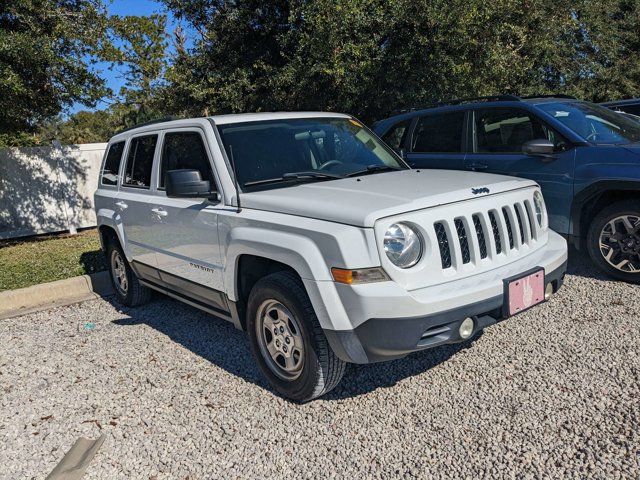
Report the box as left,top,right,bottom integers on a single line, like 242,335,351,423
472,187,490,195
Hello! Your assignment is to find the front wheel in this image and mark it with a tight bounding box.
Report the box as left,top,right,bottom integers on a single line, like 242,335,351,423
586,200,640,283
246,271,346,402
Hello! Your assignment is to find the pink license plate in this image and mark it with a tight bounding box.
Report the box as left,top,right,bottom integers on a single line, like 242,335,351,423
507,269,545,316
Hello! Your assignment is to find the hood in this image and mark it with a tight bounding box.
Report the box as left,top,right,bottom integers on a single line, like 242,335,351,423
240,169,537,227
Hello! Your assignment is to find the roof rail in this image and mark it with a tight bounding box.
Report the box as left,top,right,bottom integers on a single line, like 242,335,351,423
520,94,577,100
420,95,521,109
117,116,181,134
387,95,522,116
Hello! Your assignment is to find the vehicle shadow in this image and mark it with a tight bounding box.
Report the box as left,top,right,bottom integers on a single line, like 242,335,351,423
565,247,610,281
109,295,480,401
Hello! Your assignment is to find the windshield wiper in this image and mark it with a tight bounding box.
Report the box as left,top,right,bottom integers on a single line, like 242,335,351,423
243,171,344,187
282,171,344,180
346,164,402,177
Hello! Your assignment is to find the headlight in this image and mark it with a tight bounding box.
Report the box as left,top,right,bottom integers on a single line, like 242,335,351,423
383,223,423,268
533,191,544,227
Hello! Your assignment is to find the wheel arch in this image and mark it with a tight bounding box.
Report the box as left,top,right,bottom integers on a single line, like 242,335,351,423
570,181,640,249
224,229,334,331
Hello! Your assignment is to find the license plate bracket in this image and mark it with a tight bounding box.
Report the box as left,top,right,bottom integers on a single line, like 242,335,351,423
502,267,545,318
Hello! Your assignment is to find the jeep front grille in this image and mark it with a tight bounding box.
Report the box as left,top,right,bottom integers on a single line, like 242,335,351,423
502,207,515,250
489,211,502,254
514,204,525,244
433,200,538,269
434,222,452,269
472,214,488,259
454,218,471,264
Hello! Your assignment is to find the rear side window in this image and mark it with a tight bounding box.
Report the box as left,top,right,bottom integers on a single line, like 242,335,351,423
159,132,214,188
123,135,158,188
382,119,411,150
101,141,125,186
412,112,465,153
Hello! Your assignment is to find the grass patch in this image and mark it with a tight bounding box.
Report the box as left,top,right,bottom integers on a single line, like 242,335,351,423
0,229,107,291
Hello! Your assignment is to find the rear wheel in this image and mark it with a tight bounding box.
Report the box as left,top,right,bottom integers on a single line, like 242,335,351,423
246,271,346,402
106,242,153,306
586,200,640,283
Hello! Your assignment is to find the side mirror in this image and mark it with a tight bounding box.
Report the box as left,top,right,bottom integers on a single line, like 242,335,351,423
523,139,556,162
165,169,215,199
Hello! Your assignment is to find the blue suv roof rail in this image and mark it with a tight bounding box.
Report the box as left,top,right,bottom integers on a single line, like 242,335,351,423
419,95,521,109
387,95,521,116
520,94,577,100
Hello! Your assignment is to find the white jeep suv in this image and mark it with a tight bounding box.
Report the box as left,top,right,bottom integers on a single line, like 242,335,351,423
94,113,567,401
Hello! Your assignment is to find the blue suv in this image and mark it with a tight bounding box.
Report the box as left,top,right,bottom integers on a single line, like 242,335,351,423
374,95,640,283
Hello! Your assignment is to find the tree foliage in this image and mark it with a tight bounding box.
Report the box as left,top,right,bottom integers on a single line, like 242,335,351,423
0,0,110,135
161,0,640,123
0,11,169,146
100,14,169,128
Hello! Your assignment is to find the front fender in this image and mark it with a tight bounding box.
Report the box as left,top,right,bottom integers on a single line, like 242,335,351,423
224,227,332,302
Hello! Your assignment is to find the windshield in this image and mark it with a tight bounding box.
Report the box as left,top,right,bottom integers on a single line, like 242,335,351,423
216,117,407,189
537,101,640,145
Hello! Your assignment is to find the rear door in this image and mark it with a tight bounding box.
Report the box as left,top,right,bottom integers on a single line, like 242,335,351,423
405,110,467,170
115,133,160,278
464,107,576,233
147,128,228,313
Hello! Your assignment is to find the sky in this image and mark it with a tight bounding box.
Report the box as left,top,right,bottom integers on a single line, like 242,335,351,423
70,0,192,114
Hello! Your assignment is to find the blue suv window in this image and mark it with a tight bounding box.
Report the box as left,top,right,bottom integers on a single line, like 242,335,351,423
382,119,411,151
412,111,465,153
537,101,640,145
474,108,567,153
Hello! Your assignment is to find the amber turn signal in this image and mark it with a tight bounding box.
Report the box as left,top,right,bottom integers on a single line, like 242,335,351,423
331,267,390,285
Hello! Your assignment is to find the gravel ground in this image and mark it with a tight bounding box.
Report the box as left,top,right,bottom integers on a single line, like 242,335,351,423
0,253,638,479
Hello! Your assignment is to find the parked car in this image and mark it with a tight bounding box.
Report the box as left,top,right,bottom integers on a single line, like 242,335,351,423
375,95,640,283
95,113,567,401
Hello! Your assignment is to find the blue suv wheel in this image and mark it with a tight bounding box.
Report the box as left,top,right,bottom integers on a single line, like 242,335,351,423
586,200,640,283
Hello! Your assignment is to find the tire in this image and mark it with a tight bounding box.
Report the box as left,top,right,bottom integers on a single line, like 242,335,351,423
246,271,346,402
586,200,640,284
106,241,153,307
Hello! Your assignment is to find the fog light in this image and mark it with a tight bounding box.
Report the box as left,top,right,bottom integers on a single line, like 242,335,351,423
545,283,554,300
459,317,474,339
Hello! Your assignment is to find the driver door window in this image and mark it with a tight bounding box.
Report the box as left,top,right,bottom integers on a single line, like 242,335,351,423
159,131,215,190
474,108,567,153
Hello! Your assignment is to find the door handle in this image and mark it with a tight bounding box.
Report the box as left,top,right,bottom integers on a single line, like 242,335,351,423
151,207,168,217
115,201,128,210
467,163,488,171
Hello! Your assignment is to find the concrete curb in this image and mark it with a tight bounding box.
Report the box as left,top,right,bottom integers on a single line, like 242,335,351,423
0,271,114,320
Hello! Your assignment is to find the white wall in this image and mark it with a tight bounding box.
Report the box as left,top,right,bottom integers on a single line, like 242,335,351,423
0,143,107,240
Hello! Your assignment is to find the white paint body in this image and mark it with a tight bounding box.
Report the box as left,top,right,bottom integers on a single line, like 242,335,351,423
94,113,567,349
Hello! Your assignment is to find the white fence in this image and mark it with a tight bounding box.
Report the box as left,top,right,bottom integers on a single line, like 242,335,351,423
0,143,107,240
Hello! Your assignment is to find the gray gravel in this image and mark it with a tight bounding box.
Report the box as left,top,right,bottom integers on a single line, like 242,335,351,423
1,253,638,479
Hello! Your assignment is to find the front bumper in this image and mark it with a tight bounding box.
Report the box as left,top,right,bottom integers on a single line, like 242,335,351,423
318,231,568,364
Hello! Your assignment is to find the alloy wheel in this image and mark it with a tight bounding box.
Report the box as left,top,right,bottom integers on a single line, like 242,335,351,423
599,214,640,273
255,299,305,380
110,249,129,295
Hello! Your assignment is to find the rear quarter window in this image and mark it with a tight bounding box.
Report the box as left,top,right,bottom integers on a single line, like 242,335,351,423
412,111,465,153
100,141,125,186
382,119,411,151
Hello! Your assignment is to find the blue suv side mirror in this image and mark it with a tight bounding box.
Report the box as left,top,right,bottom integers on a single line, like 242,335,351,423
523,139,556,162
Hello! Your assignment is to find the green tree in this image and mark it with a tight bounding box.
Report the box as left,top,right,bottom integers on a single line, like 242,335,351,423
0,0,110,136
100,14,169,128
161,0,640,123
